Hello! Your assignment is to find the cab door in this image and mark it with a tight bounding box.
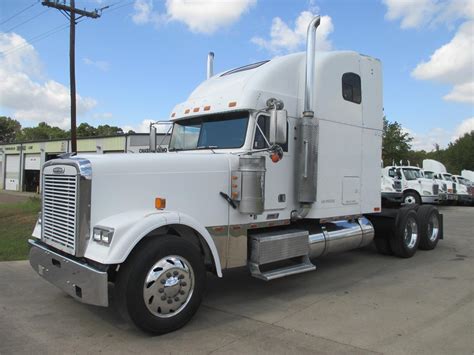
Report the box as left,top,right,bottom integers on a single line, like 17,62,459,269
253,113,288,210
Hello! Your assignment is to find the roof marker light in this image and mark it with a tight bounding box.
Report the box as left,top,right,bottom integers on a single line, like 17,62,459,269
193,107,200,112
228,101,237,108
204,105,211,111
184,109,190,114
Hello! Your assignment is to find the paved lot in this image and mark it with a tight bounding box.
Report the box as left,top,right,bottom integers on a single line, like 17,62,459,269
0,206,473,354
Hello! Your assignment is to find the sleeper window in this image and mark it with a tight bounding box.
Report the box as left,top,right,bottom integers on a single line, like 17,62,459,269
342,72,361,104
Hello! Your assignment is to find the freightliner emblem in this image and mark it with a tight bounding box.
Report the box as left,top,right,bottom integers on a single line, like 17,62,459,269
53,167,65,174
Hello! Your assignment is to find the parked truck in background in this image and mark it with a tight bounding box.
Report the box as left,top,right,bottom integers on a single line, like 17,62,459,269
28,16,444,334
423,159,457,205
451,175,473,205
381,170,403,206
381,165,439,205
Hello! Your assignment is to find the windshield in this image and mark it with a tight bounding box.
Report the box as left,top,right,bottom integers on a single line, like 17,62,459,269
442,174,452,181
458,177,471,186
402,168,422,180
424,171,435,179
169,112,249,151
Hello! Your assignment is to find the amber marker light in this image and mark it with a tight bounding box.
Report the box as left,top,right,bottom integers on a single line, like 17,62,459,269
228,101,237,107
155,198,166,209
184,109,190,114
204,105,211,111
193,107,200,112
373,207,381,212
171,112,176,118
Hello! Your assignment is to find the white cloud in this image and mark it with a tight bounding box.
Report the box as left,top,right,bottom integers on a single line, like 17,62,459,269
132,0,256,34
122,119,171,133
405,117,474,151
92,112,113,120
383,0,473,29
454,117,474,139
0,33,96,129
251,11,333,53
83,57,110,71
411,21,474,104
383,0,439,29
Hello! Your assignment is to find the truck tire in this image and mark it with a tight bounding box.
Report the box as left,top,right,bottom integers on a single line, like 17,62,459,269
403,191,420,205
417,205,441,250
389,207,419,258
114,235,206,334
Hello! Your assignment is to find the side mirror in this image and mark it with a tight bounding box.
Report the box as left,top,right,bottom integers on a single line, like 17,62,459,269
149,125,157,153
269,109,287,145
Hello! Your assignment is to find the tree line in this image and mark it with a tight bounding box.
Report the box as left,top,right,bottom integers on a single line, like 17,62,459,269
1,115,473,175
0,116,134,143
382,117,474,175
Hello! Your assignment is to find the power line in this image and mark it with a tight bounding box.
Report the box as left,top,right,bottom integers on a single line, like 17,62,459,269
0,20,87,57
5,8,49,32
0,1,39,26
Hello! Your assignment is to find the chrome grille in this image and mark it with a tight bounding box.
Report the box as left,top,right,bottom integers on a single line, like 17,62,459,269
42,174,78,254
433,184,439,195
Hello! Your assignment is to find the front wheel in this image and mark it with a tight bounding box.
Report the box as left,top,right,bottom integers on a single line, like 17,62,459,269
403,191,421,205
114,236,206,334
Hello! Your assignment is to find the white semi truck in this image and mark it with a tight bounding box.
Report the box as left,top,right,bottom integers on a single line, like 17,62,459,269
451,175,473,205
423,159,458,204
28,16,443,334
381,165,439,205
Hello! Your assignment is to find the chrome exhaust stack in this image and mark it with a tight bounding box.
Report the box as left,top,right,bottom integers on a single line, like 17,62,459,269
293,16,321,220
207,51,214,79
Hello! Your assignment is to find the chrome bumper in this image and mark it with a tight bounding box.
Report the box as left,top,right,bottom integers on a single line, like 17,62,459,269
29,239,108,307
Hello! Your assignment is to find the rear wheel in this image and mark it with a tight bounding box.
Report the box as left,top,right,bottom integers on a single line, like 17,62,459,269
389,207,419,258
417,205,441,250
369,216,393,255
115,236,206,334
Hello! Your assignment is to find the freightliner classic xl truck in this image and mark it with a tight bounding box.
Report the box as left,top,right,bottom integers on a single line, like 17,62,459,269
28,16,443,334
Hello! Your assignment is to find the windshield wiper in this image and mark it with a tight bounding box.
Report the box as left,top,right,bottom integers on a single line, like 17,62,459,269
197,145,218,150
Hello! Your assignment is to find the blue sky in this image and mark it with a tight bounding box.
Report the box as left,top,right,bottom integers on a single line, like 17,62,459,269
0,0,473,150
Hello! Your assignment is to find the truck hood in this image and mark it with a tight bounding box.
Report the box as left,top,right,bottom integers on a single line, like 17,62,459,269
77,152,236,228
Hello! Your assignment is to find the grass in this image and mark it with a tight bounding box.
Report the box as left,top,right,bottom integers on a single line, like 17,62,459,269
0,197,41,261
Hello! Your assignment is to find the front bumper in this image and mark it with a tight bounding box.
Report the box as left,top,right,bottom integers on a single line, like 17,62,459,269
421,195,439,204
29,239,109,307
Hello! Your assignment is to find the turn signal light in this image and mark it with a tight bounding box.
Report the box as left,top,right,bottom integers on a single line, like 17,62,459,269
155,198,167,209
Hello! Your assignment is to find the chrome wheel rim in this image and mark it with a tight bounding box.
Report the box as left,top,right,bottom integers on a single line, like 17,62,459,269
404,195,417,205
143,256,194,318
403,216,418,249
427,213,440,242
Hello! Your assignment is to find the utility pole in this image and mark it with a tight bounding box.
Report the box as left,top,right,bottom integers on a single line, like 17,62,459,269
42,0,104,153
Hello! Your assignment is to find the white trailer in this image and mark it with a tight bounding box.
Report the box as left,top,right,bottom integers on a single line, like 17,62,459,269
28,16,443,334
381,165,439,205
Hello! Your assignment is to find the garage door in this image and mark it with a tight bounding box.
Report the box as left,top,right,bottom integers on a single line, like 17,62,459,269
24,154,41,170
5,155,20,191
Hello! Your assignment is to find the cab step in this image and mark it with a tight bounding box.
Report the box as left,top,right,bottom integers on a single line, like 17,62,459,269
249,229,315,281
249,256,316,281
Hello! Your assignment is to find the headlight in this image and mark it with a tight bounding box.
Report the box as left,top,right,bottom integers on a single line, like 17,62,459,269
92,226,114,245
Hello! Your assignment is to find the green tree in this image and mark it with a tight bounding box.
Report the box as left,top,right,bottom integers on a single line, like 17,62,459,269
382,117,413,166
0,116,21,143
96,124,124,136
77,123,97,137
16,122,68,141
